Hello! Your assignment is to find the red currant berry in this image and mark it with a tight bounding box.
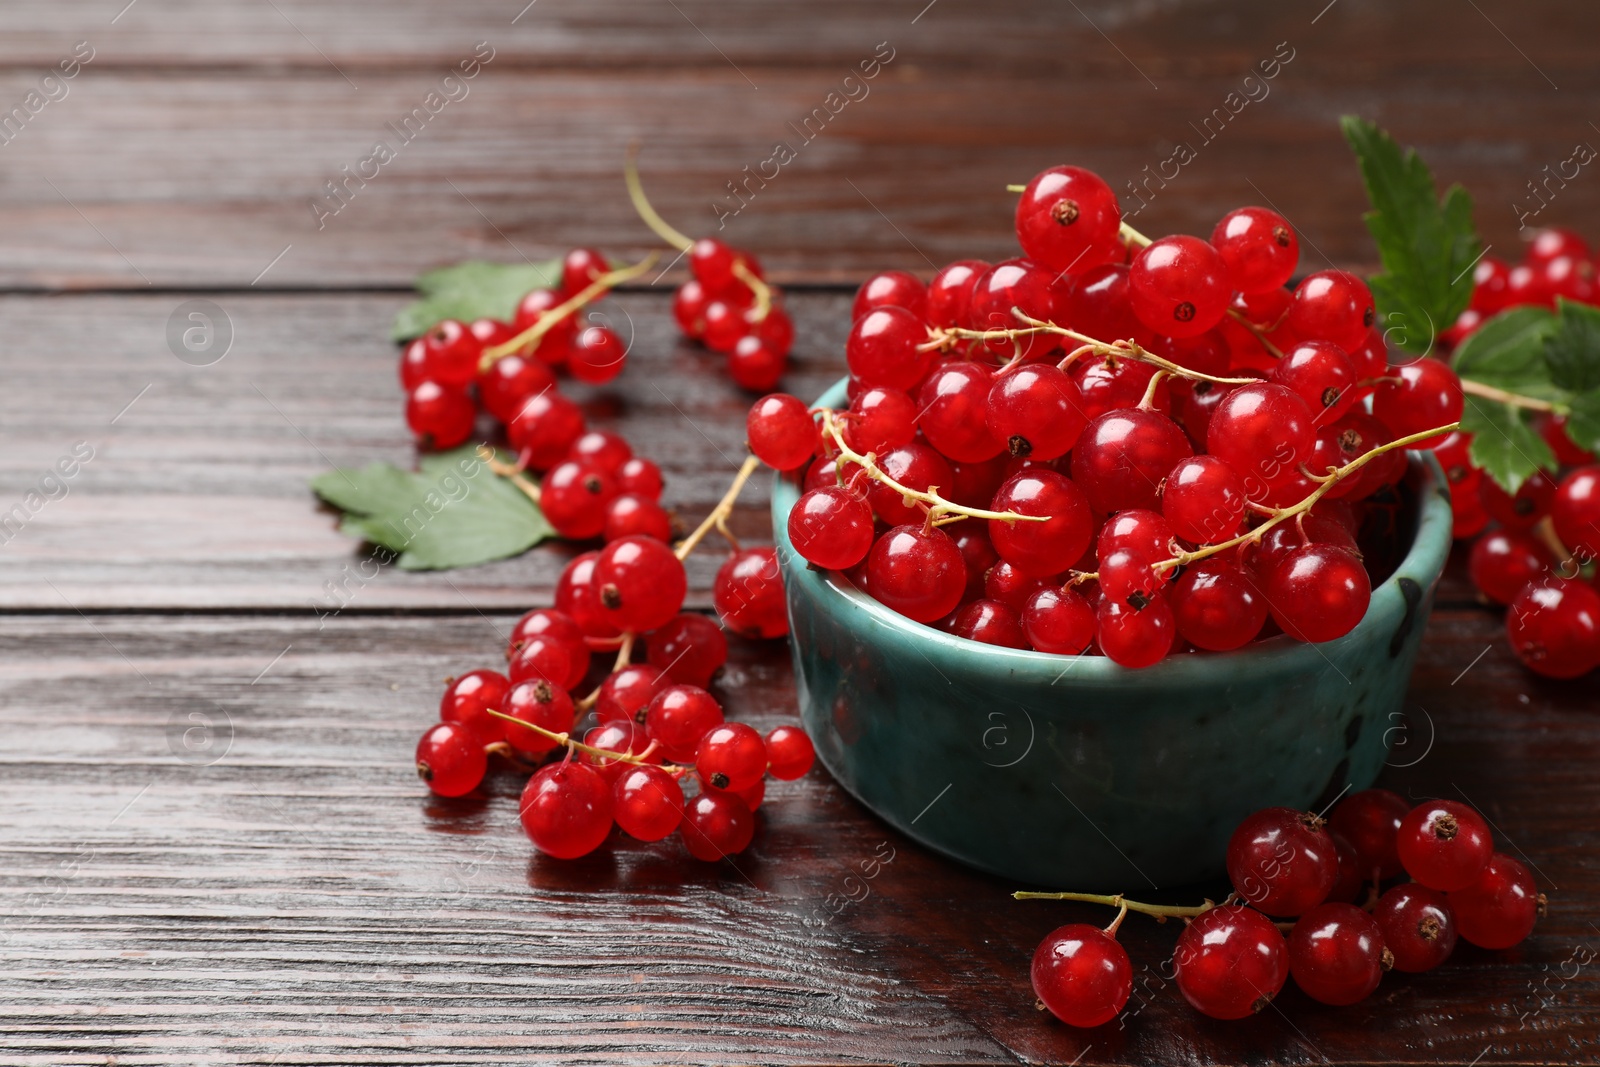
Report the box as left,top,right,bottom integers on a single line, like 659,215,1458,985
420,319,482,387
1206,383,1315,494
616,456,665,501
612,764,684,841
540,459,616,540
702,299,751,353
987,470,1093,579
520,761,613,859
1173,904,1289,1019
439,669,510,744
562,428,629,474
714,547,788,639
1271,341,1357,424
1371,359,1463,449
1226,807,1340,916
696,721,767,792
789,485,875,570
764,724,815,780
568,324,628,384
603,493,673,543
968,259,1062,359
509,630,589,692
405,381,476,449
926,259,990,328
1467,529,1552,606
948,598,1028,649
1014,166,1121,274
399,337,434,391
1447,852,1541,950
1261,544,1371,644
1506,577,1600,679
596,535,688,634
846,306,934,390
1129,235,1231,338
1071,408,1193,514
1478,468,1556,531
1169,559,1267,651
1064,263,1144,344
644,684,724,763
579,720,658,782
1287,270,1375,351
727,335,787,392
1373,883,1457,973
1525,226,1591,264
646,613,728,688
845,386,918,455
1324,830,1365,905
1327,787,1410,882
1161,455,1246,544
915,362,1005,463
985,365,1089,460
511,288,577,366
478,353,556,425
508,607,585,661
1552,465,1600,562
746,393,818,471
867,525,967,623
1031,924,1132,1028
595,663,670,724
1397,800,1494,891
508,390,586,471
752,304,795,356
852,269,928,320
985,559,1049,613
680,789,755,860
415,722,487,797
689,238,754,296
1287,902,1389,1006
1538,413,1595,466
1096,596,1174,669
673,279,710,338
866,444,954,526
1210,206,1298,294
559,247,609,294
555,551,622,640
502,678,576,758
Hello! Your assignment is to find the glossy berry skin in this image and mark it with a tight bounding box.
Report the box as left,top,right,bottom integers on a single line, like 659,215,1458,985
986,560,1048,613
1023,586,1097,654
764,724,815,780
508,633,589,691
1506,577,1600,679
728,335,787,392
1287,903,1388,1007
1261,544,1371,644
1206,383,1315,494
1169,560,1267,651
502,678,576,758
579,720,657,782
415,722,487,797
520,762,613,859
421,319,482,387
616,456,664,501
1172,904,1289,1020
645,685,725,764
746,393,818,471
405,381,476,449
985,365,1089,460
1447,853,1540,949
1372,359,1464,450
1161,455,1246,544
1328,787,1410,881
1287,270,1375,351
594,663,669,724
1478,468,1556,531
1096,596,1174,669
507,391,586,471
1226,807,1340,917
439,669,511,744
568,428,634,473
1015,165,1121,274
680,790,755,861
1373,884,1458,973
846,306,934,390
948,599,1028,649
968,260,1061,359
673,279,710,338
926,259,990,328
1467,529,1551,606
1031,924,1132,1028
1271,341,1357,424
1397,800,1494,892
511,288,577,366
915,362,1005,463
1539,413,1596,466
560,247,610,295
569,325,629,386
1210,206,1298,293
852,269,927,320
789,486,875,570
697,721,768,792
595,535,688,634
540,460,616,540
1071,409,1193,515
714,547,788,639
845,386,918,455
399,338,434,390
867,525,966,623
987,470,1093,579
603,493,672,543
509,608,587,662
612,764,683,841
478,353,556,424
555,551,622,640
1552,465,1600,562
646,613,728,688
1129,235,1232,338
1324,831,1365,905
866,444,954,526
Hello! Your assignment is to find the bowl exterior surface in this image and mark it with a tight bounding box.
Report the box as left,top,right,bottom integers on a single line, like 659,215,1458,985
773,379,1452,890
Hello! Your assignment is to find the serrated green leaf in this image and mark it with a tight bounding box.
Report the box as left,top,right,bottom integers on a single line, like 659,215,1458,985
310,446,555,570
1460,395,1557,495
1564,391,1600,455
1341,116,1481,353
390,259,562,342
1543,298,1600,394
1452,305,1560,399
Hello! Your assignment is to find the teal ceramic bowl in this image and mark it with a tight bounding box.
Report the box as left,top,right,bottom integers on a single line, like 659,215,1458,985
772,378,1453,891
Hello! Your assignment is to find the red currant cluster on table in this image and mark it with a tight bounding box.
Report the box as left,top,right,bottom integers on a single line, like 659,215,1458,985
1025,790,1544,1027
751,163,1464,669
415,595,813,862
669,238,796,391
1438,227,1600,680
399,248,642,453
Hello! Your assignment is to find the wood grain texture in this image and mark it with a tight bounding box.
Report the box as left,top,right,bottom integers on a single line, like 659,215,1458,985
0,609,1594,1066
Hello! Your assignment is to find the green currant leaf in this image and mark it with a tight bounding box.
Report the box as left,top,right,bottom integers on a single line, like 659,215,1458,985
1451,305,1560,399
390,259,562,342
1341,116,1481,354
1543,297,1600,394
310,446,555,570
1460,394,1557,495
1564,391,1600,455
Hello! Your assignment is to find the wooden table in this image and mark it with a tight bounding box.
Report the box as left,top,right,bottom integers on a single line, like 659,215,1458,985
2,2,1596,1063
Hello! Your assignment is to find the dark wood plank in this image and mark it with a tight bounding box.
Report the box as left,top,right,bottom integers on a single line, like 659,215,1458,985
0,607,1592,1065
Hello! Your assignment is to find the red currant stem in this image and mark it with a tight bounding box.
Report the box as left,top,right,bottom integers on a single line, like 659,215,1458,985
477,446,542,504
1118,221,1153,250
1355,375,1404,389
480,253,661,370
483,740,541,772
485,708,689,773
820,409,1049,526
1004,183,1026,193
1136,369,1168,411
675,455,762,561
1012,889,1217,921
1104,902,1130,937
625,144,695,253
1224,307,1285,360
612,631,636,672
731,258,774,322
1150,419,1462,574
1459,378,1560,413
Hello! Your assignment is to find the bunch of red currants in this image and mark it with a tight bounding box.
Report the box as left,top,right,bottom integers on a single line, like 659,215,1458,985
758,163,1467,668
1029,790,1543,1027
1437,227,1600,680
669,237,797,390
